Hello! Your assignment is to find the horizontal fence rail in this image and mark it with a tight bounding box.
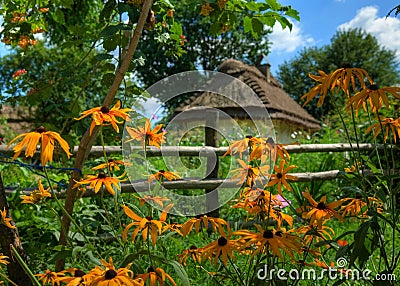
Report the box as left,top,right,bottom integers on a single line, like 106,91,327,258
0,143,398,158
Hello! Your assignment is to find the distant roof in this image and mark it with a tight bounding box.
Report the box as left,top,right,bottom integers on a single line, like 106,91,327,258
174,59,320,131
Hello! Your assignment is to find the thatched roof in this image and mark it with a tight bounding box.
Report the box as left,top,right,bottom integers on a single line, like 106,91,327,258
174,59,320,131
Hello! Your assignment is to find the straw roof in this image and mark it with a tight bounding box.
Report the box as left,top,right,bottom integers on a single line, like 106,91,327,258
174,59,320,131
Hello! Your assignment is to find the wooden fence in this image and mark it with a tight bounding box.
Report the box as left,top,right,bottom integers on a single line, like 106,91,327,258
1,143,396,197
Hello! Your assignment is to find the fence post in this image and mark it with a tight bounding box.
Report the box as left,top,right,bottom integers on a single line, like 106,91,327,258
205,110,220,217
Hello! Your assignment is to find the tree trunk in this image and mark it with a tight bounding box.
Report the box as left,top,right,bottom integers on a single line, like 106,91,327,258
0,172,33,286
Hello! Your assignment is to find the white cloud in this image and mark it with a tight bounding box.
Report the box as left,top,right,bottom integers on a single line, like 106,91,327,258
269,21,315,54
338,6,400,59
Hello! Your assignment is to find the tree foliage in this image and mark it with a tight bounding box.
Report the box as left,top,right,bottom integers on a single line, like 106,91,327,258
277,28,400,119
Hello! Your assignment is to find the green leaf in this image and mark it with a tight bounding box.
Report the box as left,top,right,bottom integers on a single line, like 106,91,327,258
243,16,252,33
266,0,280,10
350,221,371,267
52,9,65,25
95,53,114,61
165,260,191,286
103,35,119,51
245,2,260,12
251,17,263,38
101,73,116,86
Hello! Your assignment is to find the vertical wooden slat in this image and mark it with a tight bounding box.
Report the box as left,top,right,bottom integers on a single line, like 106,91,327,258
205,110,220,217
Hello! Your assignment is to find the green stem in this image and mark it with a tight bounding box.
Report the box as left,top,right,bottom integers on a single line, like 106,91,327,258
228,255,245,286
10,245,41,286
0,272,18,286
43,167,99,257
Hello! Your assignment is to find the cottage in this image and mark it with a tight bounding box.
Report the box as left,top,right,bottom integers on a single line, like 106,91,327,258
173,59,320,143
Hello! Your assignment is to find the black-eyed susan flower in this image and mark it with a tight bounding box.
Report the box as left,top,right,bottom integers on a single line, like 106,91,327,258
180,216,230,237
302,192,343,228
250,137,290,163
0,254,9,266
301,70,330,108
21,180,51,204
178,245,203,265
87,257,143,286
122,204,173,246
293,221,335,245
35,269,63,286
340,196,382,218
265,160,297,194
201,235,238,266
346,84,400,113
126,118,165,148
92,158,132,172
366,117,400,143
136,195,170,207
230,159,270,187
73,172,126,196
136,267,176,286
235,226,301,260
7,126,72,166
75,100,132,135
223,135,261,158
0,208,15,229
55,268,88,286
147,170,180,183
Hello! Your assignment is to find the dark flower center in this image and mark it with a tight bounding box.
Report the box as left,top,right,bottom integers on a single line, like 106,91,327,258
355,193,362,199
275,231,283,237
218,237,228,246
36,126,47,133
100,106,110,113
97,172,107,179
108,158,115,163
369,84,379,90
266,137,275,144
146,216,153,221
246,135,253,139
317,202,326,210
159,170,165,173
341,63,352,69
74,269,86,277
277,173,283,179
263,230,274,239
190,245,198,250
105,269,117,279
148,266,155,273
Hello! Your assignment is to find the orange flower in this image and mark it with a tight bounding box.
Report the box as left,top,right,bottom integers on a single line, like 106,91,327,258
147,170,180,183
0,208,15,229
92,158,132,172
200,2,214,16
250,137,290,163
12,68,27,78
180,216,229,237
223,136,261,158
201,235,238,266
73,172,126,196
137,195,170,207
86,257,142,286
0,254,9,266
294,222,335,245
126,118,166,148
366,117,400,143
302,192,343,228
346,84,400,113
337,239,348,247
265,160,297,194
178,245,203,265
122,204,173,245
21,180,51,204
7,126,72,166
75,100,132,135
35,269,63,286
235,226,301,260
136,267,175,286
340,196,382,218
230,159,270,187
55,268,89,286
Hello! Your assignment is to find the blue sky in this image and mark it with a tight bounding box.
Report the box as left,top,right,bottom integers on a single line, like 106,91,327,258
267,0,400,74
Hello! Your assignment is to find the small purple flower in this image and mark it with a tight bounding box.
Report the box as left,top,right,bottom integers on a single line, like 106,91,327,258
276,194,290,209
151,114,158,120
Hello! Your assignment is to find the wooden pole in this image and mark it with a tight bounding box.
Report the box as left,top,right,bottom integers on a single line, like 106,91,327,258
204,110,220,217
0,172,32,285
